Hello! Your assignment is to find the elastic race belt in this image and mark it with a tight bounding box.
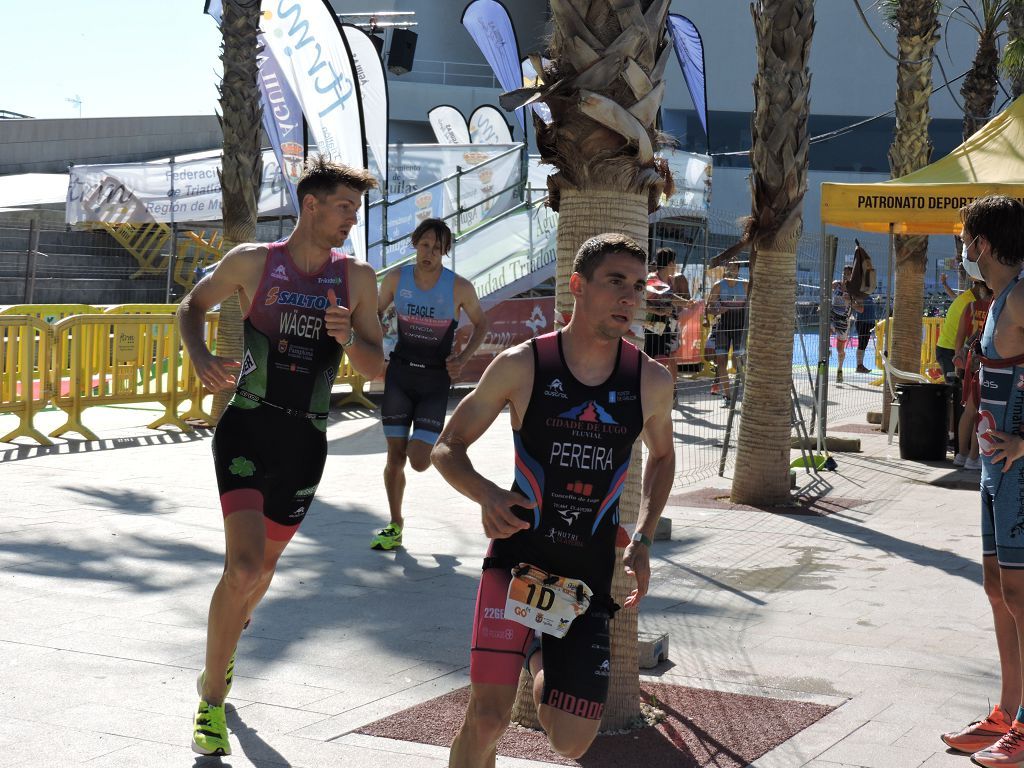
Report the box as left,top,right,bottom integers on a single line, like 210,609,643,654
392,354,447,371
234,389,329,420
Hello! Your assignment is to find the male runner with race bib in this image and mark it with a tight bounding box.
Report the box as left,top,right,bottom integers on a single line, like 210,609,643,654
178,157,384,757
432,233,675,763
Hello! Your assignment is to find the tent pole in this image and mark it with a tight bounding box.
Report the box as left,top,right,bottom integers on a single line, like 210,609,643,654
885,224,894,359
815,223,831,451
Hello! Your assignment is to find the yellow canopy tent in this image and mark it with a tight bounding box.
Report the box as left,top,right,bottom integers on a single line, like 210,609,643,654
821,96,1024,235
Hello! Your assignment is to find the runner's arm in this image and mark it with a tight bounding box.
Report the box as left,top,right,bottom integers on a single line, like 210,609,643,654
377,269,397,317
177,244,264,392
447,277,490,377
623,358,676,608
341,260,385,379
432,346,533,539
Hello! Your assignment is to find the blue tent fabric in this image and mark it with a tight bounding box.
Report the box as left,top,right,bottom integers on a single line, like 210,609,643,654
667,14,709,145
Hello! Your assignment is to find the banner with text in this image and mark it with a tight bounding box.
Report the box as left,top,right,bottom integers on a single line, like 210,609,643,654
206,0,304,215
452,296,554,383
260,0,368,259
428,105,471,145
66,151,292,225
368,143,522,269
343,24,388,191
469,105,513,144
461,0,525,133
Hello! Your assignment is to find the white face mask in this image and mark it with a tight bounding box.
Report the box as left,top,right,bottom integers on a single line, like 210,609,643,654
962,235,983,280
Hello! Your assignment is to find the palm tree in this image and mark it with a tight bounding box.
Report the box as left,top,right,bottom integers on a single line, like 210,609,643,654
880,1,940,430
211,0,263,422
1005,2,1024,97
728,1,814,505
502,0,673,730
954,0,1013,139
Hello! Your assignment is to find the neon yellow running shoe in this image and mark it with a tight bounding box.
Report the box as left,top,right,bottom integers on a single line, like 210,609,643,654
370,522,403,550
191,700,230,756
196,648,235,699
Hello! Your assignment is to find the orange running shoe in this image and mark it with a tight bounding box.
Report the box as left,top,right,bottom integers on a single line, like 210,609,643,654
972,720,1024,766
941,705,1012,754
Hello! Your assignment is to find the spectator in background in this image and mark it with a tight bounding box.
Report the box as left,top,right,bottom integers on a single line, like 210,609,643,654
855,293,878,373
645,247,688,405
830,265,859,383
707,260,749,405
935,276,980,383
953,280,992,471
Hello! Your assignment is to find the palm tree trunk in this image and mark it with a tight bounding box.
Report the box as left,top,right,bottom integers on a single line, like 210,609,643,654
882,0,938,431
512,188,648,731
211,0,263,422
730,0,813,505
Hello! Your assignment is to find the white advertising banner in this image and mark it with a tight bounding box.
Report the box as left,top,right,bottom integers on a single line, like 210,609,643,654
260,0,367,259
656,148,713,214
457,202,558,305
370,143,522,269
66,151,291,225
469,105,513,144
343,24,389,190
428,105,471,145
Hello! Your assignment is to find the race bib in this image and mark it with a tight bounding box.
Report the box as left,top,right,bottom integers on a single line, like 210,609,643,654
504,563,593,639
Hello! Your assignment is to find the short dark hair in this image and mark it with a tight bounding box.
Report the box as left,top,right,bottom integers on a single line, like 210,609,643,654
573,233,647,280
296,155,378,207
410,218,452,254
653,247,676,270
961,195,1024,266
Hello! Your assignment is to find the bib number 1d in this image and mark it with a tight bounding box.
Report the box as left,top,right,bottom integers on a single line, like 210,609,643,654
504,563,592,639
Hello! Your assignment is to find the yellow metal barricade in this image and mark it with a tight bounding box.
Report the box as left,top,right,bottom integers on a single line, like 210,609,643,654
104,304,179,314
0,315,53,445
179,311,220,424
873,317,945,379
333,353,376,409
1,304,102,323
49,313,190,440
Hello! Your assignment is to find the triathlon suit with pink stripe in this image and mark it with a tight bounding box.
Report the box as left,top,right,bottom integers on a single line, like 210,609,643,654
211,242,349,541
469,331,644,721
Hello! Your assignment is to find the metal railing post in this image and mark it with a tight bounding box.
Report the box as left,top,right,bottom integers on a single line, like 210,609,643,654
24,218,39,303
166,156,177,302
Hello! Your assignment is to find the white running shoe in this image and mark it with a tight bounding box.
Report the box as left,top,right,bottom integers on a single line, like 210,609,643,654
965,457,982,471
954,453,967,467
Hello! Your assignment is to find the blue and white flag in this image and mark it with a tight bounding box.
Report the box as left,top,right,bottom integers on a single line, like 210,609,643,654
469,105,513,144
205,0,304,215
461,0,524,133
667,14,709,144
260,0,369,260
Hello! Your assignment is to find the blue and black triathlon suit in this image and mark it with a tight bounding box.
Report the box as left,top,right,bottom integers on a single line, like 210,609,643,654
713,278,748,354
382,264,457,445
976,277,1024,567
211,242,348,541
469,331,644,721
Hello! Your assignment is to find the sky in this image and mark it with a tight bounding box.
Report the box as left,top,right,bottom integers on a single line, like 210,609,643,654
3,1,223,119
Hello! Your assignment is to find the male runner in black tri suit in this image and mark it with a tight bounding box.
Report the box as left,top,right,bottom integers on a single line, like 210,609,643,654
432,233,676,763
177,157,384,757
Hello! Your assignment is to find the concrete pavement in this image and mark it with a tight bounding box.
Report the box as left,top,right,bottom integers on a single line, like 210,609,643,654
0,398,998,767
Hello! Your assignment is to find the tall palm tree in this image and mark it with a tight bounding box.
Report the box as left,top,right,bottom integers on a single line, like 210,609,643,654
881,0,940,430
211,0,263,422
728,1,814,505
954,0,1013,138
1005,1,1024,97
502,0,673,730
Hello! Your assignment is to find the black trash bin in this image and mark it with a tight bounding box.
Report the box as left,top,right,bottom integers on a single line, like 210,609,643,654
896,383,952,460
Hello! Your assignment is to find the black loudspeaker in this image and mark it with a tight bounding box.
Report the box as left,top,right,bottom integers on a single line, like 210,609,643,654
388,28,417,75
369,33,384,58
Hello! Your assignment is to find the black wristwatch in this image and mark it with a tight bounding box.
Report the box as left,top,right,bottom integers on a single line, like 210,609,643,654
631,531,652,548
